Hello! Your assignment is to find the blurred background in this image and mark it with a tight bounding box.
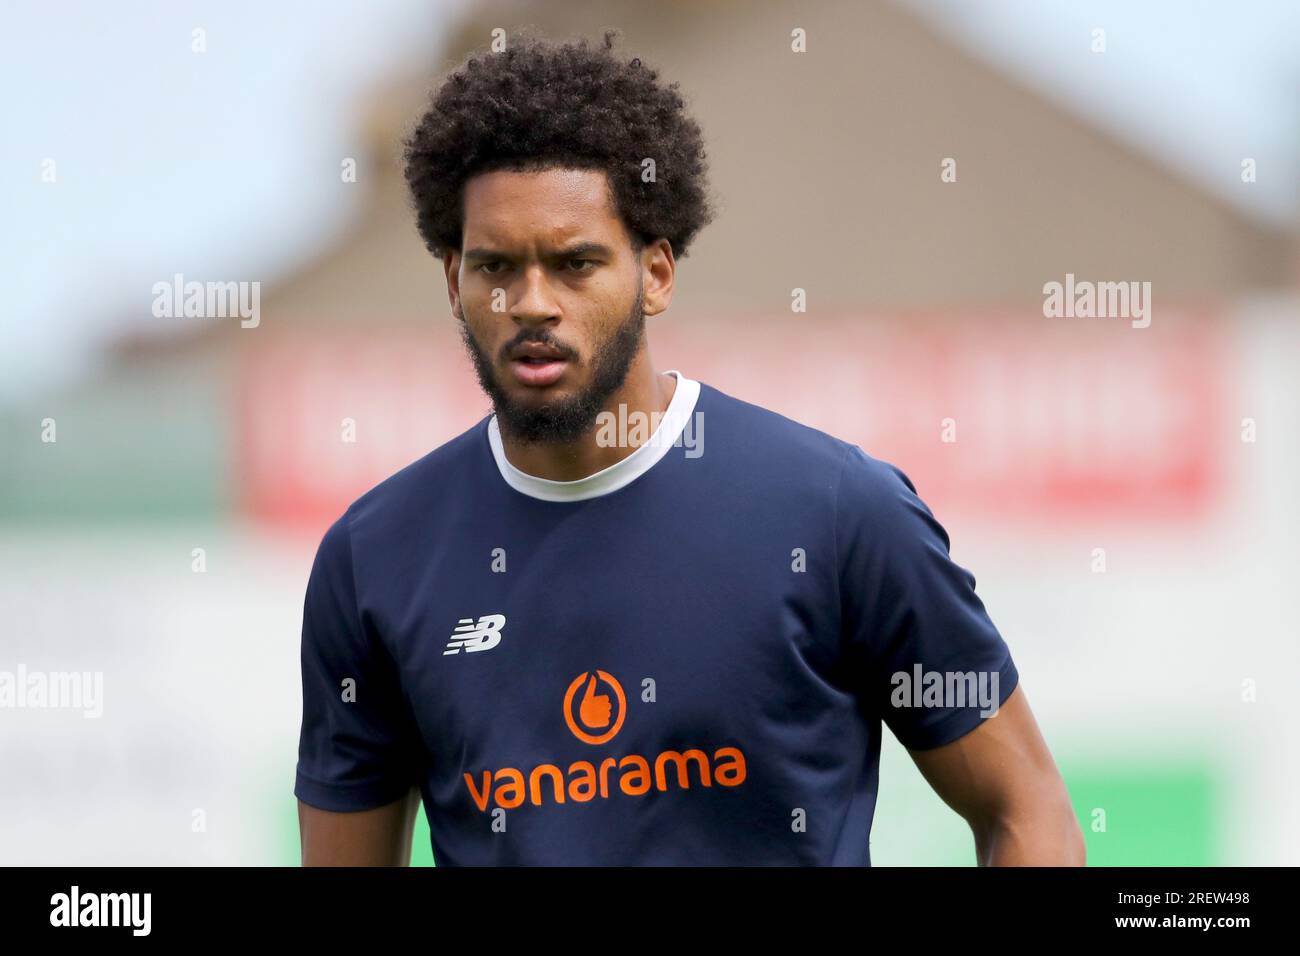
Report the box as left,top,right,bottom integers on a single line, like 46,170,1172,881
2,0,1298,865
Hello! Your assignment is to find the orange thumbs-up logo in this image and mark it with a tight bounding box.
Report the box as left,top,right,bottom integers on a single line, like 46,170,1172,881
579,675,611,728
563,670,626,745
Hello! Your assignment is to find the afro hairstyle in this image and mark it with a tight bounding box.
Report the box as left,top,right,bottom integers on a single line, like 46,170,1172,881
402,29,716,262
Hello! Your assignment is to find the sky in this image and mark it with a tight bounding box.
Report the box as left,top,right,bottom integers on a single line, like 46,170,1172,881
905,0,1300,228
0,0,462,400
1,0,1296,400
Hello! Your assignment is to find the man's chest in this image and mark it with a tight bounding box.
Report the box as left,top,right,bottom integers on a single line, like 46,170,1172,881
374,538,850,807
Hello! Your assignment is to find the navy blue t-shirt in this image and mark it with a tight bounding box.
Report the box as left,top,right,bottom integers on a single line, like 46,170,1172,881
294,371,1019,865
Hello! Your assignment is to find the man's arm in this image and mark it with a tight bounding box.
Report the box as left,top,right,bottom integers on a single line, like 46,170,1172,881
907,684,1085,866
296,514,426,865
299,786,421,866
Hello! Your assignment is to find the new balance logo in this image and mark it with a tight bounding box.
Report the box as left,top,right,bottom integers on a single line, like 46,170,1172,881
444,614,506,655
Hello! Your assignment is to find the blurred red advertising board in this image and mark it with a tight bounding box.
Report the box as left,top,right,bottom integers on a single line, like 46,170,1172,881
234,328,486,528
236,312,1227,529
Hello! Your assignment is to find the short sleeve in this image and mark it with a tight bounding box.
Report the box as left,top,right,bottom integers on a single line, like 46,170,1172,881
294,513,423,811
835,444,1019,751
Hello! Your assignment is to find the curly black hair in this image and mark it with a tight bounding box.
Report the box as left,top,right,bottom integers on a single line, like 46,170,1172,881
402,29,715,262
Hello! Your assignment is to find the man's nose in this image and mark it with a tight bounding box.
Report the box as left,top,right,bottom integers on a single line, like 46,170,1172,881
511,265,561,327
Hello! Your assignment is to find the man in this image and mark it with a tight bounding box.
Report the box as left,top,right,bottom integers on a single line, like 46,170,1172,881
295,31,1084,866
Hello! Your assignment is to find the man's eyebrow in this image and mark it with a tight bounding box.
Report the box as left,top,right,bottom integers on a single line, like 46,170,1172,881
552,241,615,260
461,242,615,263
461,247,502,263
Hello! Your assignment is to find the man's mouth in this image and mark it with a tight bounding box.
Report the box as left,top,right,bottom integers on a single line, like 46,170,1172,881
508,343,570,387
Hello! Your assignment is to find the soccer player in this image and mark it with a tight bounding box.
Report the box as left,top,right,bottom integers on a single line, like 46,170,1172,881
294,32,1084,866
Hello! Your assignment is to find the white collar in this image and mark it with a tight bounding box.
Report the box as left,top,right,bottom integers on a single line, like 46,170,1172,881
487,370,701,502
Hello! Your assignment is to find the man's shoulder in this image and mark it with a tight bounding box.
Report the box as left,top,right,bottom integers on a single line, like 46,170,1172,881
697,379,917,508
696,380,862,474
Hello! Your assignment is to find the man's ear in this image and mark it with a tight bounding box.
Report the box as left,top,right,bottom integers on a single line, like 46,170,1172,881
640,238,675,319
443,251,461,314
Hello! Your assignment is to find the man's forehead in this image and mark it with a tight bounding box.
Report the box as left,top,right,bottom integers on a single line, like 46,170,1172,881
462,167,619,243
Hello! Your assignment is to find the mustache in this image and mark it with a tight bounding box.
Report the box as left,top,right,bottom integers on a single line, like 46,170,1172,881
497,330,577,363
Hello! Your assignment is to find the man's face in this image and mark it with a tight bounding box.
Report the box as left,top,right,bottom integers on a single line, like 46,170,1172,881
448,167,649,444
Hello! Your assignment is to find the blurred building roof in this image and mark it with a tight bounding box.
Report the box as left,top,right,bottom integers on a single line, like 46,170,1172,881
243,0,1294,339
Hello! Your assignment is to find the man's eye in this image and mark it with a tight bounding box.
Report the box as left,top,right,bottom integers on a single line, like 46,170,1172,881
477,261,506,274
567,258,596,273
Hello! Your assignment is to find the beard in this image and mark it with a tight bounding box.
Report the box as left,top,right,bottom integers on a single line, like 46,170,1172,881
457,279,646,445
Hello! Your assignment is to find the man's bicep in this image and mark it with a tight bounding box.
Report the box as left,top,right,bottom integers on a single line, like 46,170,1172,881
905,684,1059,825
298,787,420,866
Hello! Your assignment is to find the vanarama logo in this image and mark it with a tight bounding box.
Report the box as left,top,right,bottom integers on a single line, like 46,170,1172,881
463,669,747,811
563,669,626,744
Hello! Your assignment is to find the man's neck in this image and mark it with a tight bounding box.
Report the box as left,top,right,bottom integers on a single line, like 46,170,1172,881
498,356,678,482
